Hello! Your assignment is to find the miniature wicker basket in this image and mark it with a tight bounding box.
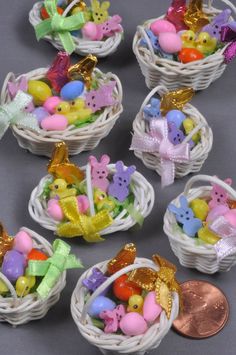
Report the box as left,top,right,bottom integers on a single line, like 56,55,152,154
28,163,155,237
71,257,179,355
132,85,213,181
133,0,236,90
1,68,123,157
164,175,236,274
0,227,66,326
29,0,123,57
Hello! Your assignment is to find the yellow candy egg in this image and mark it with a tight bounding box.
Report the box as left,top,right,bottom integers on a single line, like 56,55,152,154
0,279,9,295
28,80,52,106
15,276,36,297
190,198,209,221
198,226,220,245
55,101,71,115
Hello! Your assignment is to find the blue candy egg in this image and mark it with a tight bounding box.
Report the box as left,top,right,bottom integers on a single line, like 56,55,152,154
88,296,116,318
166,110,186,129
33,107,49,124
60,81,84,101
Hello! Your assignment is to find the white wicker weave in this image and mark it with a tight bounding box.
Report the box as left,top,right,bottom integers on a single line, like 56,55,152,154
29,0,123,57
164,175,236,274
1,67,123,157
0,227,66,326
28,163,155,237
133,0,236,90
71,257,179,355
132,85,213,180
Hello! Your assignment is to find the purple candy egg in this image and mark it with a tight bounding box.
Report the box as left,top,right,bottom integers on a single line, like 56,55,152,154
33,107,49,124
2,250,25,282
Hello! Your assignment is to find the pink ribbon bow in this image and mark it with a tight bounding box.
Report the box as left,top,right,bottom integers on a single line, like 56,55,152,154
209,216,236,261
130,119,190,187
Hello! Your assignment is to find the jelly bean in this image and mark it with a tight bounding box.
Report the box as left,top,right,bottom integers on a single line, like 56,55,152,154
189,199,209,221
43,96,62,114
15,276,36,297
60,81,84,101
0,279,9,295
127,295,144,313
150,19,176,36
41,114,68,131
28,80,52,106
2,250,25,282
13,230,33,255
120,313,148,336
179,48,204,63
88,296,116,318
198,226,220,245
33,107,49,124
158,32,182,53
166,110,186,129
143,291,162,323
27,248,48,261
113,275,142,302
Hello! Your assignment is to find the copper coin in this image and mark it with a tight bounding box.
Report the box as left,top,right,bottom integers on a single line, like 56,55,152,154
172,280,229,339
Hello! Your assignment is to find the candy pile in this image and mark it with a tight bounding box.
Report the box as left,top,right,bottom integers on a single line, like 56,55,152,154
0,224,82,299
6,52,118,132
43,142,140,241
40,0,123,42
168,178,236,252
140,0,234,63
83,244,180,335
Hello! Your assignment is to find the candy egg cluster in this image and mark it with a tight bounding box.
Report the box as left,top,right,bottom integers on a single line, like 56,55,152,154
140,1,233,63
168,178,236,245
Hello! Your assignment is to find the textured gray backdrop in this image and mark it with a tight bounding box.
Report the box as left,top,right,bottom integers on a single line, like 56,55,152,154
0,0,236,354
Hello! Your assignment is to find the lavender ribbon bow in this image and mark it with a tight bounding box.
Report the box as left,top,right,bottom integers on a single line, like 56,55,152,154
209,216,236,261
221,21,236,64
130,119,190,187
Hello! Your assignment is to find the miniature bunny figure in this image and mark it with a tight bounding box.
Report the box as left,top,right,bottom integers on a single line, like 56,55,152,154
85,81,117,112
89,155,110,192
100,304,126,333
168,122,186,145
202,9,231,40
108,161,136,202
91,0,110,24
168,195,202,237
143,98,161,121
139,30,173,60
82,15,122,41
208,178,232,209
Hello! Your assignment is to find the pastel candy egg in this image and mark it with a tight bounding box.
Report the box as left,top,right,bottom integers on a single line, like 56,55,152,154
166,110,186,129
33,107,49,124
43,96,62,114
189,199,209,221
0,279,9,295
27,248,48,261
77,195,89,214
150,19,176,36
16,276,36,297
2,250,25,282
82,22,99,40
28,80,52,106
41,114,68,131
159,32,182,53
60,81,84,101
13,230,33,255
178,48,204,63
120,313,148,336
88,296,116,318
198,226,220,245
206,205,230,223
143,291,162,323
224,210,236,228
47,199,64,221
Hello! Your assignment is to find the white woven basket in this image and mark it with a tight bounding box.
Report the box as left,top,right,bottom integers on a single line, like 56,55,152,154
133,0,236,90
1,67,123,157
28,163,155,237
132,85,213,179
29,0,123,57
71,257,179,355
164,175,236,274
0,227,66,326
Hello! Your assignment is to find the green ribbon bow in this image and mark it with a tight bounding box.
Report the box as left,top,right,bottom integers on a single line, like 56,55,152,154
35,0,85,54
26,239,83,298
0,91,40,139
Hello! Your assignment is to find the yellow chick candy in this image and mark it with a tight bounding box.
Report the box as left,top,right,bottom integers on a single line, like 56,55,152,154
183,118,201,144
190,198,209,221
94,189,115,212
69,98,92,123
198,225,221,245
49,178,77,199
127,295,144,313
195,32,217,56
71,5,92,22
181,30,196,49
55,101,71,115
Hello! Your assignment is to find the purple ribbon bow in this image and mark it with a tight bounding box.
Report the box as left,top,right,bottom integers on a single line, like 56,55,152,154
221,22,236,64
209,216,236,261
130,119,190,187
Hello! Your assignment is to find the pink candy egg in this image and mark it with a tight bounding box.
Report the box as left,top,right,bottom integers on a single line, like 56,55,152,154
82,22,99,40
77,195,89,214
224,210,236,228
206,205,229,223
150,19,176,36
143,291,162,323
47,199,64,221
159,32,182,53
13,231,33,255
43,96,62,114
41,114,68,131
120,313,148,336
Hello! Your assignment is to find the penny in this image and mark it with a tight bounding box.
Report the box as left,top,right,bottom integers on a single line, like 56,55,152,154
172,280,229,339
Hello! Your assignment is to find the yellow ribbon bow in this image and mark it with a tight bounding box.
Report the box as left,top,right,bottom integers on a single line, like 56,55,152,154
57,196,113,242
128,254,181,319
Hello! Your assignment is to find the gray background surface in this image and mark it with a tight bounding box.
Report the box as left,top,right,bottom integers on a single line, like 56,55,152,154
0,0,236,354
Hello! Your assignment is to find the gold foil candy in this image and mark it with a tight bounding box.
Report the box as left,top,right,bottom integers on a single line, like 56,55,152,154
107,243,136,275
160,87,194,116
184,0,209,33
0,223,13,263
68,54,98,89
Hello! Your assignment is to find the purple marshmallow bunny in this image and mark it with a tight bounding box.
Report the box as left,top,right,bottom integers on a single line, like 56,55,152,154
143,98,161,122
108,161,136,202
202,9,231,41
168,122,185,145
100,15,123,38
89,154,110,192
82,267,108,293
85,81,117,113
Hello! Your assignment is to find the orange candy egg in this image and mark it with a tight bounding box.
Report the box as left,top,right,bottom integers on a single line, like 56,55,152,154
178,48,204,64
27,248,48,261
113,275,142,302
41,6,64,20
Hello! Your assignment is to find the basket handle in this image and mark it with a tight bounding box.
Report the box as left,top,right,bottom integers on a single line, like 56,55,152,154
137,25,156,64
182,121,207,144
86,163,96,216
207,0,236,15
80,260,159,323
183,175,236,199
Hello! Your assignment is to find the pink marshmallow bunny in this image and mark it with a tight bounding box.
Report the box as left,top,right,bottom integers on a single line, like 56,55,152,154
82,15,123,41
89,155,110,192
209,178,232,209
